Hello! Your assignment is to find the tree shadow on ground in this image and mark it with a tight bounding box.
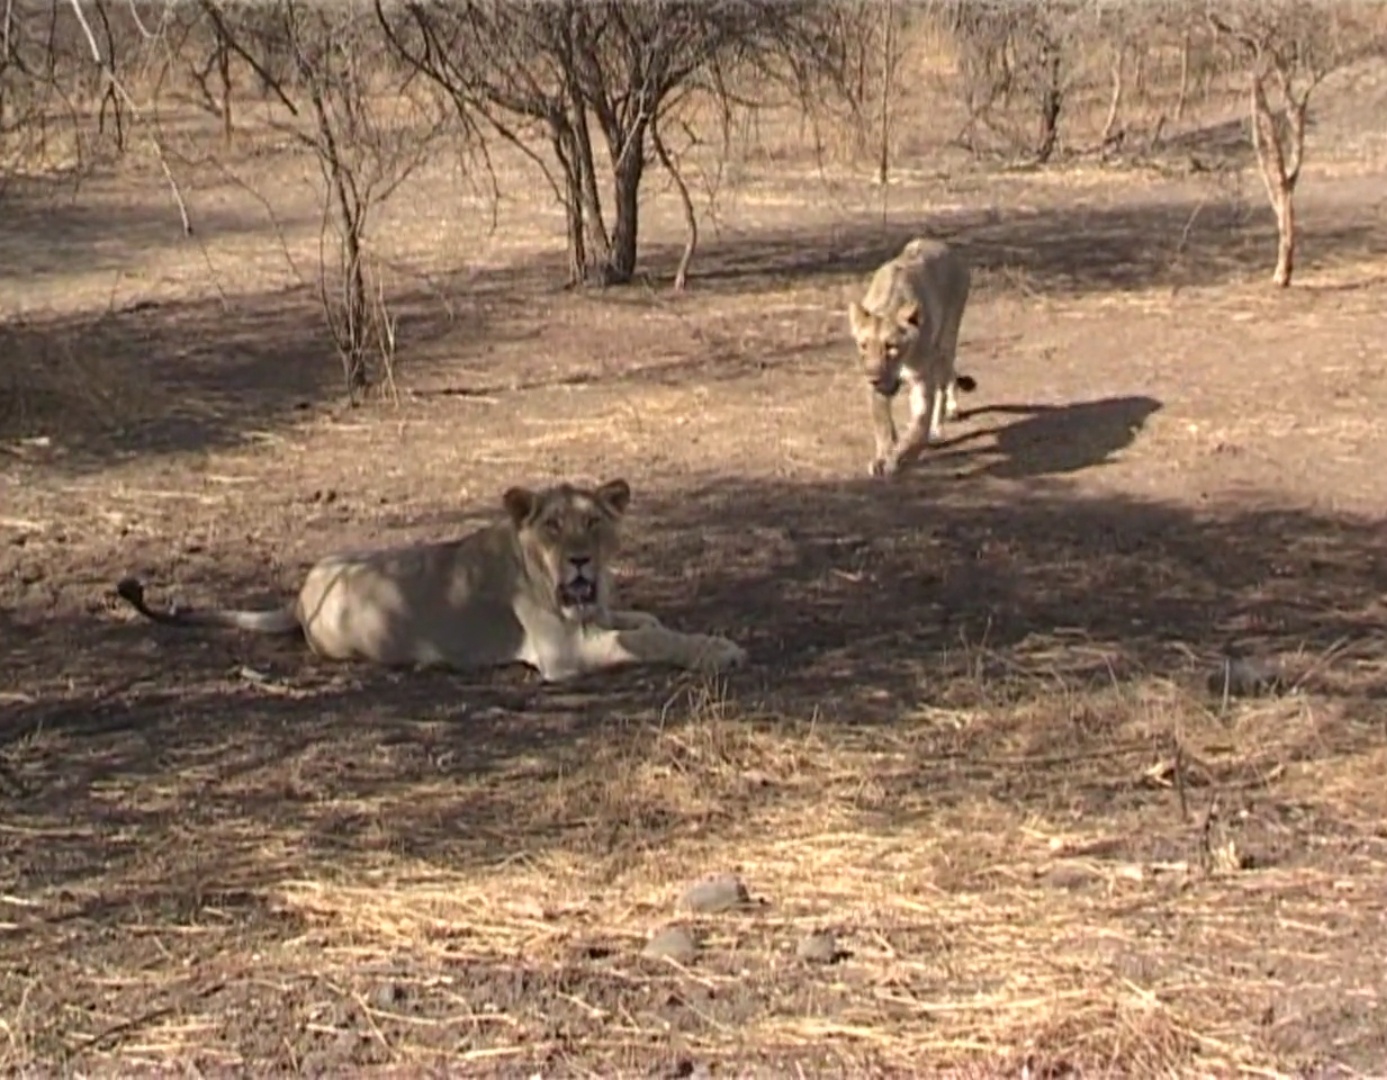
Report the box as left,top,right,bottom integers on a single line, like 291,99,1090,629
628,476,1387,720
0,282,480,465
3,480,1386,1080
8,174,1382,470
0,175,292,284
428,179,1387,400
2,475,1385,891
624,182,1386,299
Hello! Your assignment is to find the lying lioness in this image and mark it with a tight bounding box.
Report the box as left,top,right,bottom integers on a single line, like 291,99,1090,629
115,478,748,683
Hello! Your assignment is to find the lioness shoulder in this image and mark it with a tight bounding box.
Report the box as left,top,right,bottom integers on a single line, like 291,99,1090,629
115,478,748,683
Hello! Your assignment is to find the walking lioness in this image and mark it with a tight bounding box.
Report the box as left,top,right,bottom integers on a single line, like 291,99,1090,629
115,478,748,683
848,237,975,478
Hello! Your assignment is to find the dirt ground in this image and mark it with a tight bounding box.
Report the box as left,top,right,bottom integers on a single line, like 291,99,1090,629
3,66,1387,1077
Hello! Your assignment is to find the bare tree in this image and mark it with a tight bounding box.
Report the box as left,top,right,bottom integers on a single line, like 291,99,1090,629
60,0,193,229
810,0,908,176
0,2,156,179
946,0,1085,163
205,0,449,398
1209,1,1384,287
377,0,829,288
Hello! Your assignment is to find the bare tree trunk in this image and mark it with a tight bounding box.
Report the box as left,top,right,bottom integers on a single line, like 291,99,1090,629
1035,36,1062,163
329,155,371,394
876,0,893,185
650,115,696,291
604,117,647,285
1101,45,1124,150
563,79,611,284
217,34,233,146
1174,31,1191,123
1272,187,1295,287
1248,71,1303,288
551,123,590,287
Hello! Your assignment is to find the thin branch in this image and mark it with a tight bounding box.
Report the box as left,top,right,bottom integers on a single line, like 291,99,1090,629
198,0,299,117
650,105,696,291
61,0,193,235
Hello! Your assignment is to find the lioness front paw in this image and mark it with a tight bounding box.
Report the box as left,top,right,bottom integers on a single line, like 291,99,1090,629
869,455,901,479
691,636,748,674
868,456,896,479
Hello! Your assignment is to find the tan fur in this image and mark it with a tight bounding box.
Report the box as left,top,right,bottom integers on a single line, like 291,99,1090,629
115,479,747,683
847,237,976,477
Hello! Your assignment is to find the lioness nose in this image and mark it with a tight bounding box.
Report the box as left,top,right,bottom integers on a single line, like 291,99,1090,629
569,555,591,569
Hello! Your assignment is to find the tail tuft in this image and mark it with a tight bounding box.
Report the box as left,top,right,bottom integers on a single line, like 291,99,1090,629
116,577,145,607
955,374,978,393
115,575,186,625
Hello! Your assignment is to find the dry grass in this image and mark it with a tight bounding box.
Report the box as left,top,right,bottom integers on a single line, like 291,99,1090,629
2,42,1387,1080
6,660,1383,1074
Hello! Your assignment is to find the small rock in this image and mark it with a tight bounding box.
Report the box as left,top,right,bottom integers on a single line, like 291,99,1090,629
372,982,407,1009
680,874,752,913
643,925,699,963
796,930,842,964
1039,863,1100,891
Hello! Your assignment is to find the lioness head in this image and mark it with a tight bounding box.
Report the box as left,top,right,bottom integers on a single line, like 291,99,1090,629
848,300,921,398
503,478,631,619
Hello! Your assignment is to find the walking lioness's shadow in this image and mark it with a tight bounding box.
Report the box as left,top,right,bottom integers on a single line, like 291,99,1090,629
929,394,1163,480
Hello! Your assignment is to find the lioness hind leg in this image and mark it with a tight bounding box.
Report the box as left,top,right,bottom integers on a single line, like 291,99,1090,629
937,304,968,424
915,366,948,445
581,625,748,676
927,377,948,443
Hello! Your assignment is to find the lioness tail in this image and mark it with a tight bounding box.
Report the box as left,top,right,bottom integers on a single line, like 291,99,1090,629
956,375,978,393
115,577,300,635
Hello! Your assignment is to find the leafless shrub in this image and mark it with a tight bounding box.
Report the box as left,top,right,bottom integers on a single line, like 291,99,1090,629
0,2,101,176
1208,0,1387,287
942,0,1090,163
935,0,1244,164
797,0,910,177
204,0,450,400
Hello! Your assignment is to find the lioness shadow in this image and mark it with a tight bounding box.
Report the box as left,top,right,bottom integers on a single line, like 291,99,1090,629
924,394,1163,481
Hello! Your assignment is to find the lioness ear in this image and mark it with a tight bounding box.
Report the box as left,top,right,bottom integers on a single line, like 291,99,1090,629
596,478,631,516
847,301,871,339
896,302,921,329
503,486,537,525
